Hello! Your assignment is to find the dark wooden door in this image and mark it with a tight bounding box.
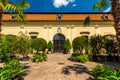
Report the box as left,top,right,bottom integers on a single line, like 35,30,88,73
53,34,65,53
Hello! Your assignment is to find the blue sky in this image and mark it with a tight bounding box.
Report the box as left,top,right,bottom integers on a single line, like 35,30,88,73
11,0,111,13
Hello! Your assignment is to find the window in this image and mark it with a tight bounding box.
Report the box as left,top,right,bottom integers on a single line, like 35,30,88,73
57,14,62,21
10,14,15,21
102,14,109,20
29,32,39,39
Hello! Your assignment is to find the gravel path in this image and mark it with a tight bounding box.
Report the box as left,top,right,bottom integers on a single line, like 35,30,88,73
23,53,97,80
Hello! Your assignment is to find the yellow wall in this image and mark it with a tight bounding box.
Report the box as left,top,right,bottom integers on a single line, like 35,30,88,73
2,21,116,43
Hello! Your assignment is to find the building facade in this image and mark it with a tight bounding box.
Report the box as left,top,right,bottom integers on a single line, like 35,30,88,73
1,13,115,52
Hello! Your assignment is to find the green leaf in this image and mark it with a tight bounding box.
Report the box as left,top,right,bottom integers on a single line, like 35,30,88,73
93,0,108,11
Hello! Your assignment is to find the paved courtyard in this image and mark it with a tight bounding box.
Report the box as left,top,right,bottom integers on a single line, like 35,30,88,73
23,53,97,80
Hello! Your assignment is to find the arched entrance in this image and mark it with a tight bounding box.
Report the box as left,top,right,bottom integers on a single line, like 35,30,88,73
53,34,65,53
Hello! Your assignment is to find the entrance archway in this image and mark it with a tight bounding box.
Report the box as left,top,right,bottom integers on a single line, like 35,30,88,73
53,34,65,53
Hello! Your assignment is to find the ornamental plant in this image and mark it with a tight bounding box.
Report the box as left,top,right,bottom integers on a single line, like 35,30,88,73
0,35,17,62
31,53,47,62
92,64,120,80
30,38,47,53
90,35,104,55
71,53,89,63
47,41,54,51
0,59,24,80
16,34,30,57
104,39,115,54
72,36,88,54
64,39,71,53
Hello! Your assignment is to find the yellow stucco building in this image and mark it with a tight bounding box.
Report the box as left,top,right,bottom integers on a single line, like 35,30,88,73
1,13,115,52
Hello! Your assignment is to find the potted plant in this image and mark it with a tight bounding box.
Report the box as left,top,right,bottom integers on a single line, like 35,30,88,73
47,41,54,54
64,39,71,54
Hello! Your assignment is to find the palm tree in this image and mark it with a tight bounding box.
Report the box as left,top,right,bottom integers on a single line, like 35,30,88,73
94,0,120,54
0,0,30,40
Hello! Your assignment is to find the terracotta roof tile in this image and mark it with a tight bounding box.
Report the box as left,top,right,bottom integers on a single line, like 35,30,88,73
2,13,114,21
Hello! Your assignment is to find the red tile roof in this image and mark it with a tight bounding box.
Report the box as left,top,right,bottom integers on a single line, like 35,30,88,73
2,13,114,21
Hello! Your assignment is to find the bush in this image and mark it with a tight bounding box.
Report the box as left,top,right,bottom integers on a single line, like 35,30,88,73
16,34,30,57
104,39,115,54
90,35,104,54
71,54,89,63
47,41,54,51
0,35,17,61
0,59,24,80
92,64,120,80
64,39,71,53
31,53,47,62
72,36,88,54
30,38,47,52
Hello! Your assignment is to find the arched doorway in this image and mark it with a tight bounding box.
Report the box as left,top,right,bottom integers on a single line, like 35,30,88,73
53,34,65,53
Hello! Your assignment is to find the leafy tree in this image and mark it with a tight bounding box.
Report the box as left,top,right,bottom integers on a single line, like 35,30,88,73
72,36,88,54
0,0,30,40
104,39,115,54
64,39,71,53
90,35,104,55
31,38,47,53
93,0,120,56
0,35,17,61
16,33,30,57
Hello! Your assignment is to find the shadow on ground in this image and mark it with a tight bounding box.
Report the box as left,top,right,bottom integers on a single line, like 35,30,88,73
98,61,120,70
21,63,31,80
62,64,94,80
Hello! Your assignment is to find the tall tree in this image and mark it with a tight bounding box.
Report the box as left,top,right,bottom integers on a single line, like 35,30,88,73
0,0,30,40
94,0,120,54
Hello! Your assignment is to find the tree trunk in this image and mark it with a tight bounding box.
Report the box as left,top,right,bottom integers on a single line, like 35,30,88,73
0,8,3,41
111,0,120,54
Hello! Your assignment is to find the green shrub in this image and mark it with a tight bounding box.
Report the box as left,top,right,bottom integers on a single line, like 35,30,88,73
31,53,47,62
47,41,54,51
72,36,88,54
64,39,71,53
71,54,89,63
16,34,30,57
0,35,17,61
30,38,47,52
90,35,104,54
0,59,23,80
104,39,115,54
92,64,120,80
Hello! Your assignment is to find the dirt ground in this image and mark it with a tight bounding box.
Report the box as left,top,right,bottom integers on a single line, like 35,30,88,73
23,53,97,80
0,53,120,80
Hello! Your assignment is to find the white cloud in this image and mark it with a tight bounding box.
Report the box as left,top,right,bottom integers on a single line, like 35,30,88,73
53,0,75,8
104,6,111,12
72,4,77,7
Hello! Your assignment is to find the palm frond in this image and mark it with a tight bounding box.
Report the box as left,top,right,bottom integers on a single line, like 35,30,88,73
0,0,5,10
5,2,17,11
4,1,29,22
14,13,26,22
93,0,108,10
15,1,30,10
